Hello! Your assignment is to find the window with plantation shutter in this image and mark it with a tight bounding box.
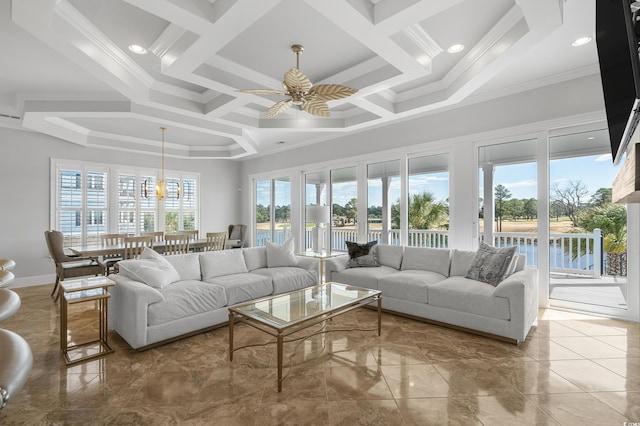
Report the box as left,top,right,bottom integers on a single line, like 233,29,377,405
52,159,200,246
55,164,108,247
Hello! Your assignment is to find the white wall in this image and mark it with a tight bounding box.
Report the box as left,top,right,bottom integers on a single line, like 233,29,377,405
0,127,241,286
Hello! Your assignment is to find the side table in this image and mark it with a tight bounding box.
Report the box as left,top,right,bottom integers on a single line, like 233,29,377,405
60,276,115,365
297,251,342,283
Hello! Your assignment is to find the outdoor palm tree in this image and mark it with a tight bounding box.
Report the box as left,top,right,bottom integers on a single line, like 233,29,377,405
408,192,447,229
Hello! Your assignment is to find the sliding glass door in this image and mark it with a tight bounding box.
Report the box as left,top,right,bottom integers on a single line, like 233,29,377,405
254,177,291,247
549,129,627,313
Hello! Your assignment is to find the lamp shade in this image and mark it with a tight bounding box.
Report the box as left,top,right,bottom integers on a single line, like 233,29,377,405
306,205,330,224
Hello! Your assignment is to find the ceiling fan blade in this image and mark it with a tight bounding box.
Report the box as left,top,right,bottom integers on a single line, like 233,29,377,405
266,99,292,118
284,68,312,93
308,84,358,100
302,99,330,117
237,89,286,95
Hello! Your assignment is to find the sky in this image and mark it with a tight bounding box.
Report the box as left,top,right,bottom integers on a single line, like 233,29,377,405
257,153,622,209
497,153,620,200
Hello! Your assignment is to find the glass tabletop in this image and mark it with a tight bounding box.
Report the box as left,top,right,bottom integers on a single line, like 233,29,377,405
230,282,380,328
61,276,115,293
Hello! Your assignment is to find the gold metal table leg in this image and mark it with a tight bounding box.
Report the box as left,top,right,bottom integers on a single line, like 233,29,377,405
377,296,382,336
60,296,67,352
228,312,234,362
277,333,283,392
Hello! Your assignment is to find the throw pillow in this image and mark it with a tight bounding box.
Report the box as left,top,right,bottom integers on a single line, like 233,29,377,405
345,240,380,268
266,237,298,268
118,253,181,290
465,242,517,286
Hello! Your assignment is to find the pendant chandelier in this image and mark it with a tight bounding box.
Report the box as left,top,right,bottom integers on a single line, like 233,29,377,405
156,127,169,200
143,127,180,200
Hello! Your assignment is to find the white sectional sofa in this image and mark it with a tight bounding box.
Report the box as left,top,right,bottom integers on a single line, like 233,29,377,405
324,244,538,343
108,245,319,350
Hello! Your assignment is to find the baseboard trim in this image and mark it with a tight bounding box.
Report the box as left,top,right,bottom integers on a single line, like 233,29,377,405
7,275,54,289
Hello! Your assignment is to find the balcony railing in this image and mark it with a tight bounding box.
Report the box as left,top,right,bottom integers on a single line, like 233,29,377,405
264,227,606,277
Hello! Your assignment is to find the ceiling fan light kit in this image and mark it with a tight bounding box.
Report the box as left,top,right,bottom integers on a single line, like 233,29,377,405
238,45,358,118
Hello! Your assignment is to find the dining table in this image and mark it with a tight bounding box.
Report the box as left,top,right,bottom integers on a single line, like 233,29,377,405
68,238,240,258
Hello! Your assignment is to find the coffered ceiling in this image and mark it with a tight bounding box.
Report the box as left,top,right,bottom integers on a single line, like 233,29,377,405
1,0,599,159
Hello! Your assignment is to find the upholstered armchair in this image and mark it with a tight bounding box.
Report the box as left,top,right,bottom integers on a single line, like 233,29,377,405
227,224,247,249
44,230,105,301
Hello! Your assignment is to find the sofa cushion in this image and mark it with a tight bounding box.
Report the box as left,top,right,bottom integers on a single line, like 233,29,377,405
401,247,451,277
465,243,517,286
331,265,397,290
147,280,228,326
162,253,201,281
243,246,267,271
346,241,380,268
376,245,404,270
266,237,298,268
200,250,248,280
251,267,317,294
205,273,272,305
378,270,446,304
428,276,511,320
450,249,477,276
118,256,180,290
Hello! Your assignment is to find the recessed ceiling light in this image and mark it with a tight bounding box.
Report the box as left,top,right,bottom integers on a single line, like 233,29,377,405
277,141,286,145
128,44,147,54
587,136,595,140
571,36,592,47
447,44,464,54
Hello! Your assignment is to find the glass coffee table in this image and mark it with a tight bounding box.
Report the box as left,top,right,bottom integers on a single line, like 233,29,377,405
228,282,381,392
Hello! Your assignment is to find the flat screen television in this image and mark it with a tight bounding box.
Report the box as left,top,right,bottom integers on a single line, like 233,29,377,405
596,0,640,165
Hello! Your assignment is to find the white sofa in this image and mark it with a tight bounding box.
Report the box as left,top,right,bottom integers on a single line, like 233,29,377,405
108,246,319,350
325,244,538,343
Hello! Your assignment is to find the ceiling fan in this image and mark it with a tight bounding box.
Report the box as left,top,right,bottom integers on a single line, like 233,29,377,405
238,44,358,118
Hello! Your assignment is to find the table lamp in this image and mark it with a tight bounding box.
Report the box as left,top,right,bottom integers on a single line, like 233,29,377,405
306,205,330,253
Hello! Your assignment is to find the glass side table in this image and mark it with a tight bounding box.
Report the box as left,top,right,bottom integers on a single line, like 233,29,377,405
296,251,342,283
60,276,115,365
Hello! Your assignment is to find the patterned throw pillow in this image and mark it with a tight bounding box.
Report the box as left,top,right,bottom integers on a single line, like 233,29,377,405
465,242,517,286
345,240,380,268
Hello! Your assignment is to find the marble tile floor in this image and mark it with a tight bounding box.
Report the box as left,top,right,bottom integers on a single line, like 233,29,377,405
1,284,639,425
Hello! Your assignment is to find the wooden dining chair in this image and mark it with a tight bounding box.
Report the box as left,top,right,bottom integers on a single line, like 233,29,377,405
140,231,164,244
99,233,126,274
44,230,105,301
164,234,190,255
123,236,153,260
183,230,199,241
205,232,227,251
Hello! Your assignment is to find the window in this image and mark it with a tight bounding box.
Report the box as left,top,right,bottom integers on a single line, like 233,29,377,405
55,165,108,246
407,154,449,248
367,160,400,245
304,171,329,251
53,159,199,246
331,167,357,251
